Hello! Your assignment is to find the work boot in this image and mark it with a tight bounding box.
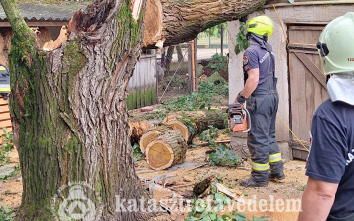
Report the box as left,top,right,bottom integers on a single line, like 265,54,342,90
240,177,268,187
268,171,285,181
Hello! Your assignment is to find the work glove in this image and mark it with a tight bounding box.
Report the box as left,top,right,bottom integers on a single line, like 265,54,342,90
233,93,246,106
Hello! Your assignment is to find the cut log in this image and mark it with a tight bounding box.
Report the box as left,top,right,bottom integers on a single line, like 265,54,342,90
129,120,163,144
162,110,226,143
129,120,151,139
139,124,172,153
164,120,189,142
145,130,188,170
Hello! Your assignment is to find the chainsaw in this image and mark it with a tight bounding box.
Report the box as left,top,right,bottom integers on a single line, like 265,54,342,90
227,103,251,133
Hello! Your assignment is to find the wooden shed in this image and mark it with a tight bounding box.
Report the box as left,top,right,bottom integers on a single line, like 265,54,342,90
228,0,354,161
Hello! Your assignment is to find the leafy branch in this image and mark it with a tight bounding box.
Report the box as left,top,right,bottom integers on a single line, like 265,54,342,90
234,22,250,55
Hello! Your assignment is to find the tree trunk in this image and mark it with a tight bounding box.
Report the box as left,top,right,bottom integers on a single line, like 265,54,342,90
3,1,166,220
164,46,174,75
143,0,267,48
163,110,226,143
176,44,184,62
0,0,268,220
145,130,187,170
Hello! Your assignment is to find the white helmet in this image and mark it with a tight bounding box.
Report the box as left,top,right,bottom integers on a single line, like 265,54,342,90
317,12,354,75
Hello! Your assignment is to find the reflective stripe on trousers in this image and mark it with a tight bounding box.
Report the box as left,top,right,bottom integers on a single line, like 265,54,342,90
269,153,282,163
252,161,270,171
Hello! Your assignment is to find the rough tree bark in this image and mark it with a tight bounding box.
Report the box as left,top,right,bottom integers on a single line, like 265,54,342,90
0,0,267,220
143,0,268,48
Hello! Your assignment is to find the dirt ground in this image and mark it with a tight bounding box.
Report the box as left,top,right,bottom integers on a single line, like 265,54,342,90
0,148,23,209
137,146,307,221
0,143,307,220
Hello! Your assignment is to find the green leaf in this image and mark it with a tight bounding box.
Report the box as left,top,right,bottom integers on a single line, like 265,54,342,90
223,196,232,205
202,216,212,221
249,217,266,221
216,177,223,183
288,0,295,3
235,213,247,221
235,45,241,55
209,214,217,220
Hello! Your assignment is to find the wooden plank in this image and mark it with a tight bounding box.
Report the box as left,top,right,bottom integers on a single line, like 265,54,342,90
289,26,324,31
0,99,9,105
292,149,308,161
296,29,308,142
305,55,315,141
289,53,300,142
0,105,9,114
264,1,354,9
313,54,323,113
0,120,12,129
0,112,10,122
288,49,318,55
294,52,326,88
285,21,329,26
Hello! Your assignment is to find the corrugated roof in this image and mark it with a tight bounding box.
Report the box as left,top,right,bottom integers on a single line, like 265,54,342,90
0,3,86,21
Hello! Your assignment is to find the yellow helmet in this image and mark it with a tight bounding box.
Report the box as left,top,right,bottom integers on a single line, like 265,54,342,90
247,16,274,40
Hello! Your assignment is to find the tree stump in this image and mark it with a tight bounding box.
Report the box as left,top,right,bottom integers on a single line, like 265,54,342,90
145,130,188,170
139,124,173,153
162,110,226,143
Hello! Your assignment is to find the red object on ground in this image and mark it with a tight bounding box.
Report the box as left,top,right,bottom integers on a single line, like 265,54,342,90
141,106,154,112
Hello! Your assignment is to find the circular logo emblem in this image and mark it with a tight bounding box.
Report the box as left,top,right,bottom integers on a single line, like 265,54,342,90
51,182,103,221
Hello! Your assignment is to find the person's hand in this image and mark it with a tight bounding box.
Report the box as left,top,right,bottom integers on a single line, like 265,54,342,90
234,93,246,105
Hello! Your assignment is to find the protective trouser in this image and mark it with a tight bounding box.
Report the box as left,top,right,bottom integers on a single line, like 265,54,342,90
246,74,283,182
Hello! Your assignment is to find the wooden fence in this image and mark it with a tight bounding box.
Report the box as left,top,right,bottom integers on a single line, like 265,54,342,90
126,54,157,110
0,99,12,144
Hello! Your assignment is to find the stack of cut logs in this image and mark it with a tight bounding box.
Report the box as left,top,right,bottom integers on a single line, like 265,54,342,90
129,110,226,170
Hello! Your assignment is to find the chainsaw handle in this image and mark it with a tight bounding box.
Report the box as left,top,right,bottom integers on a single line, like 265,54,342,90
243,108,251,133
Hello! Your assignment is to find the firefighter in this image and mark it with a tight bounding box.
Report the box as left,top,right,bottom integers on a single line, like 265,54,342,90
298,12,354,221
234,15,284,187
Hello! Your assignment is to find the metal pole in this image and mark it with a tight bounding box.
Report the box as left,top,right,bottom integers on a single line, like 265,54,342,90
221,24,224,55
188,42,193,94
192,39,198,92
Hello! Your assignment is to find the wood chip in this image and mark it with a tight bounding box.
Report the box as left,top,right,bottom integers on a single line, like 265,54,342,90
183,176,194,182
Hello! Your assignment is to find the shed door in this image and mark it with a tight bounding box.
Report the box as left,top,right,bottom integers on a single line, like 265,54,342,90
288,25,329,160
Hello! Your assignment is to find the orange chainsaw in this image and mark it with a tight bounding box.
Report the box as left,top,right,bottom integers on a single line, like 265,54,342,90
227,103,251,133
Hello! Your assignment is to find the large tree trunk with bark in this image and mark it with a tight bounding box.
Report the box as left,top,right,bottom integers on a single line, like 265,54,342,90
0,0,267,220
3,1,160,220
143,0,267,48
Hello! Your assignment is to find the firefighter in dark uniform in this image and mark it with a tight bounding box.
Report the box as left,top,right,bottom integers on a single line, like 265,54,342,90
298,12,354,221
234,15,284,187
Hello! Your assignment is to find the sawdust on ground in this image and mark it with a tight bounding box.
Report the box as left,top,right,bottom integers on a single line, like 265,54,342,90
137,146,307,221
1,145,307,221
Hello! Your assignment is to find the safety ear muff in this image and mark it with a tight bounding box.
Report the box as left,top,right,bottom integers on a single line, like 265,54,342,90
316,41,329,57
263,33,268,41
